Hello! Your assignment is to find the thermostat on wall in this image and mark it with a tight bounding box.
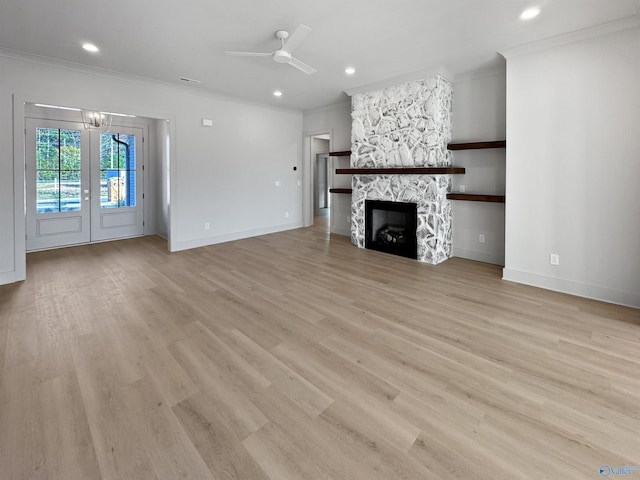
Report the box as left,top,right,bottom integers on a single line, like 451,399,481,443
201,118,213,127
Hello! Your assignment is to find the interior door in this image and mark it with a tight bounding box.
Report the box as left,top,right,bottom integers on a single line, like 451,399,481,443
90,127,144,241
26,119,90,251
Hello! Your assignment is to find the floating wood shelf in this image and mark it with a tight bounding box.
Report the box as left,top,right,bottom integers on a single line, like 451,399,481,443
329,188,353,194
336,167,465,175
447,141,506,150
328,151,352,157
447,193,505,203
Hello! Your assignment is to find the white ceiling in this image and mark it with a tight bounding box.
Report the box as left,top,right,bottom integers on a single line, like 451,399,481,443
1,0,639,111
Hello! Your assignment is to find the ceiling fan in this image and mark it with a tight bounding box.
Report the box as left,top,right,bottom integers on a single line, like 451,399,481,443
225,24,317,75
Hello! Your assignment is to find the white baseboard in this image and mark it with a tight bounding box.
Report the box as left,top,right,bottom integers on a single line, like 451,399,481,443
171,222,304,252
0,270,24,285
452,247,504,266
502,268,640,309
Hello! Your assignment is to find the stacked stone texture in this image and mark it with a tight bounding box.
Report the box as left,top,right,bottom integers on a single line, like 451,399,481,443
350,76,453,264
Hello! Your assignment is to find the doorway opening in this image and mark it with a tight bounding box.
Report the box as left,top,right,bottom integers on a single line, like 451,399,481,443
303,132,331,230
24,103,170,252
315,152,330,219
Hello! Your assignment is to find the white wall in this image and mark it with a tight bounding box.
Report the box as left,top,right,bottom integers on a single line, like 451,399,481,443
503,25,640,307
155,119,171,239
303,101,352,235
450,69,506,265
0,53,303,285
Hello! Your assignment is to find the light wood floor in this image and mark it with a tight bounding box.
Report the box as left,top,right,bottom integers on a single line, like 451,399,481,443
1,218,639,480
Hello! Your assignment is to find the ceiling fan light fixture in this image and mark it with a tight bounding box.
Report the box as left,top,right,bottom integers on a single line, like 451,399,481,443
345,66,356,75
273,50,292,64
520,7,541,20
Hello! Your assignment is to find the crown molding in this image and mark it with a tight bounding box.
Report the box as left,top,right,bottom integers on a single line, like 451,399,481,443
452,63,506,83
500,14,640,59
343,66,454,97
303,98,351,115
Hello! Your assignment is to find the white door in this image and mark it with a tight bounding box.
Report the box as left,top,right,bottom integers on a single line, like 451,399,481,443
26,119,91,250
90,128,144,242
26,121,144,251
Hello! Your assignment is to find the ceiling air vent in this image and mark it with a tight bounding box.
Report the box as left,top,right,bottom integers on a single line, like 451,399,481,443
179,77,202,84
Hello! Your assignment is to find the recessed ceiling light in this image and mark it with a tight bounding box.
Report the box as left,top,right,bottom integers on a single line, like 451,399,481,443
82,43,99,53
345,67,356,75
520,7,540,20
273,90,283,97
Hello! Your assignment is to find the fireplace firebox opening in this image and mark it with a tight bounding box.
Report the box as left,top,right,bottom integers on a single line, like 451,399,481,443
365,200,418,259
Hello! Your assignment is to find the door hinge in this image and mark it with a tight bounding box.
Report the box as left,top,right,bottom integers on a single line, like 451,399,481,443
143,221,145,227
142,193,145,199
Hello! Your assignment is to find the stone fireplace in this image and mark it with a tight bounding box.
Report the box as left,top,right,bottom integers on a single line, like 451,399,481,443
350,75,453,264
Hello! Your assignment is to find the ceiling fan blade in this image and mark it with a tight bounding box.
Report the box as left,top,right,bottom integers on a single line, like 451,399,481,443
225,51,272,57
288,56,316,75
282,24,311,53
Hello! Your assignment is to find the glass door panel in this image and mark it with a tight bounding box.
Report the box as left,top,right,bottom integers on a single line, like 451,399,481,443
26,120,90,250
100,133,137,208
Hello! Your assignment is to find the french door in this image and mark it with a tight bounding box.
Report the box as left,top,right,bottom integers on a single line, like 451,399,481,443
26,119,144,251
90,128,144,242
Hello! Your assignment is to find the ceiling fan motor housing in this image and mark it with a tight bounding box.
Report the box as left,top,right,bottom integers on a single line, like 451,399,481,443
273,50,292,63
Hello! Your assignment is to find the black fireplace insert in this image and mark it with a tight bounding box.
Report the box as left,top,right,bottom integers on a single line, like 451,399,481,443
365,200,417,259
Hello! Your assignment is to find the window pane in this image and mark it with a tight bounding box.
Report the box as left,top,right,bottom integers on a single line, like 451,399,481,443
102,170,124,209
36,128,60,171
60,170,81,212
60,130,81,171
100,133,136,209
35,127,82,214
37,170,59,213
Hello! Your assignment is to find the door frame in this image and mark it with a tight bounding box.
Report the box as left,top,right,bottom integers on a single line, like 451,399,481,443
24,119,146,250
302,129,333,227
3,93,175,285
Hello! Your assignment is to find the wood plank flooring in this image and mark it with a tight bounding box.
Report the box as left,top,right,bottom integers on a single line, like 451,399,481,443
1,218,639,479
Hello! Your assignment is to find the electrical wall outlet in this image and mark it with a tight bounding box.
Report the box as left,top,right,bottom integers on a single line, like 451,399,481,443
275,180,281,187
550,254,560,265
460,184,466,193
204,222,210,230
479,234,485,243
284,212,289,218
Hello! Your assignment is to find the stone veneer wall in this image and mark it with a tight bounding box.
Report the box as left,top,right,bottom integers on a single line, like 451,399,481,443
350,76,453,264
